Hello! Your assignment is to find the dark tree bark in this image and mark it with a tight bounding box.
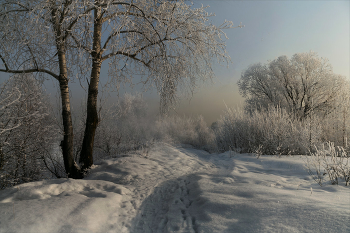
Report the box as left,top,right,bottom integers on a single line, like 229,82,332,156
79,6,102,170
58,76,82,178
78,63,100,170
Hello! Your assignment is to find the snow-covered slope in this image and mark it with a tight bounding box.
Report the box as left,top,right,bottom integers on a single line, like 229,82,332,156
0,143,349,233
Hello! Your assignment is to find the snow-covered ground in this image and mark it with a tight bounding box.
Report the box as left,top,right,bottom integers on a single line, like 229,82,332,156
0,143,349,233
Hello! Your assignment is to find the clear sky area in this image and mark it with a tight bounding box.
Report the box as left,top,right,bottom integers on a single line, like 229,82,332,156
1,0,349,125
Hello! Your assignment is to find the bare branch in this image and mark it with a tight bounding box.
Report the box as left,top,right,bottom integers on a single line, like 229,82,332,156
0,66,59,80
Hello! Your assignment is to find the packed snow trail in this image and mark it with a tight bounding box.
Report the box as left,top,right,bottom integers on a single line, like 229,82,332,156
86,143,216,233
0,143,349,233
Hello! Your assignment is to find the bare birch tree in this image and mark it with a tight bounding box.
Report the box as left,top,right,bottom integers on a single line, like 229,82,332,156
1,0,237,176
0,0,88,178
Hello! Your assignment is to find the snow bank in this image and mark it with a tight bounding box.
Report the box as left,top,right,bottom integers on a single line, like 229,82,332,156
0,178,132,233
0,143,349,233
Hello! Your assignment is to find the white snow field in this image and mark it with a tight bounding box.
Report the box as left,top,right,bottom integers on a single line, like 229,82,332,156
0,143,349,233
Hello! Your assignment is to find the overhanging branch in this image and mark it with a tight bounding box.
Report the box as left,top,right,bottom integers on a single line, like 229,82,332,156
0,53,59,80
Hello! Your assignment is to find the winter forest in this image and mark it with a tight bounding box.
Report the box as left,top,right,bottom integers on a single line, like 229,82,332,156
0,0,349,232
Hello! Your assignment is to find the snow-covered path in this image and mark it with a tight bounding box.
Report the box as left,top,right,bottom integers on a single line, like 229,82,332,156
131,146,350,233
87,143,216,233
0,143,349,233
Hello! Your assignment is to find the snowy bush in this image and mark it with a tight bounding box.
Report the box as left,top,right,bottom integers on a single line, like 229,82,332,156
306,142,350,186
214,106,320,155
155,115,217,152
320,96,350,151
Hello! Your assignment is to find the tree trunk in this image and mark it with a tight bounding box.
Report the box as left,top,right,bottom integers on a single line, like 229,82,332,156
51,3,82,178
59,77,82,178
58,61,82,178
343,103,347,148
79,63,100,170
0,146,4,171
79,6,102,170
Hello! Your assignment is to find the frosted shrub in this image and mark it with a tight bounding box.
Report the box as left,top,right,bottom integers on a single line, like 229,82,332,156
215,106,318,155
93,94,154,160
320,108,350,150
155,115,217,152
306,142,350,186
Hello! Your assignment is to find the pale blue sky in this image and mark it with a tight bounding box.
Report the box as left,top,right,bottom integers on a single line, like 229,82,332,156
1,0,349,124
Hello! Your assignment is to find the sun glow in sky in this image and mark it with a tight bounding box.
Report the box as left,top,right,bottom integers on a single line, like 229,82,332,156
0,1,349,124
